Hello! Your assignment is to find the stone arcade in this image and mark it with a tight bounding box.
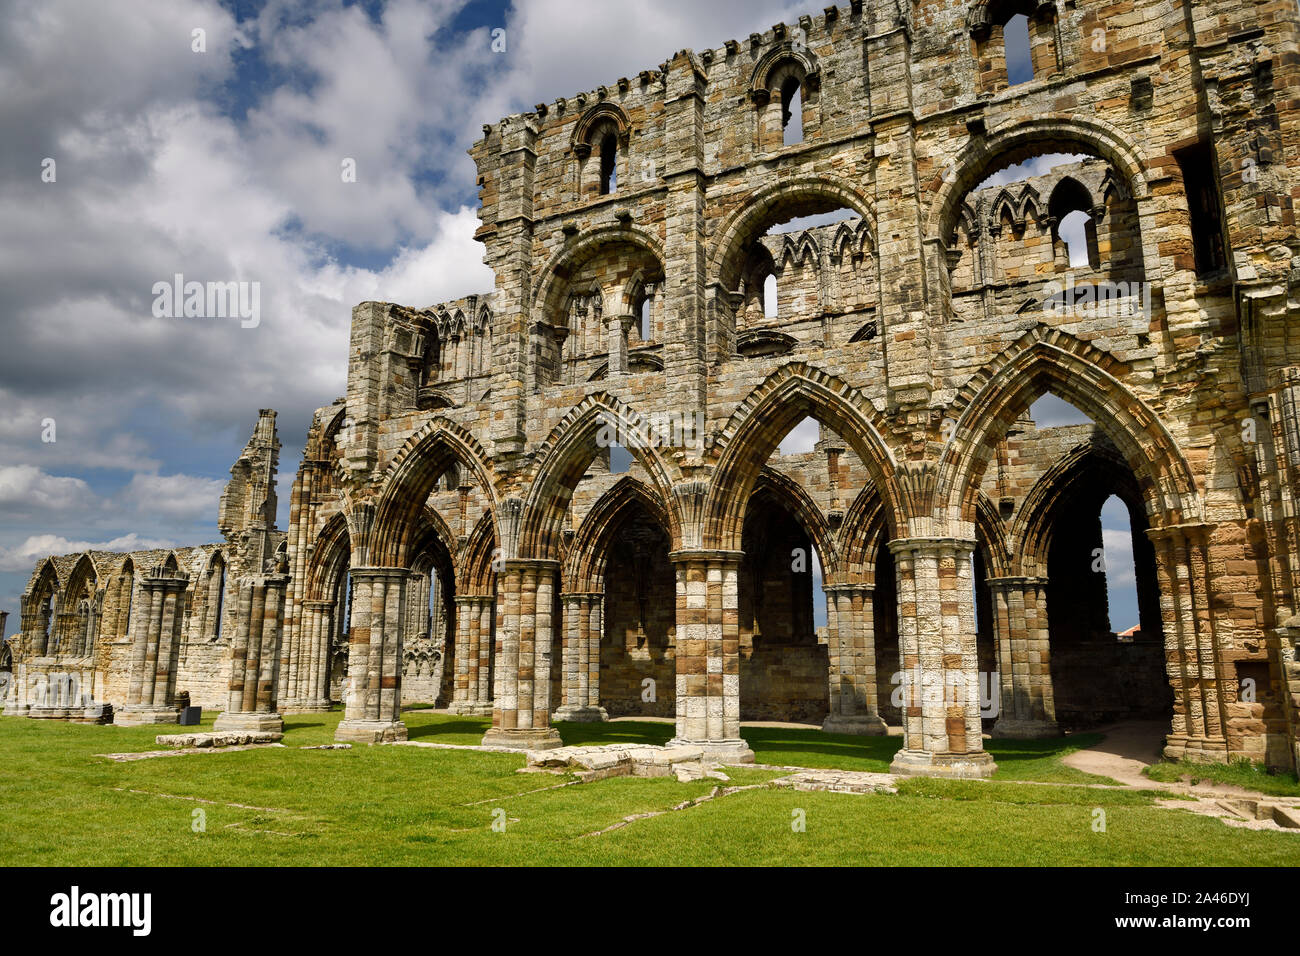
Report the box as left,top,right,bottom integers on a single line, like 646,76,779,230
5,0,1300,779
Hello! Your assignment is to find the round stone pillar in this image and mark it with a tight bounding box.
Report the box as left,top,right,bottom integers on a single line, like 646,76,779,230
481,560,564,750
215,571,291,733
116,565,189,726
335,568,410,744
553,592,608,722
987,576,1060,738
822,584,888,735
666,551,755,764
887,538,996,778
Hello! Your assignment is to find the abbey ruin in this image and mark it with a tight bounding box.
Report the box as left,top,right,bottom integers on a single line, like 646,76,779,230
4,0,1299,779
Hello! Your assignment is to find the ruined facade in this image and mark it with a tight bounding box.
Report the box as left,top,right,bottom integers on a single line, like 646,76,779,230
6,0,1300,779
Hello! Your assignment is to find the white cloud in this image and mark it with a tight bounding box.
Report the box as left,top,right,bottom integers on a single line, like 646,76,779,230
0,533,178,573
1102,527,1137,588
779,417,821,456
0,466,96,517
119,473,225,522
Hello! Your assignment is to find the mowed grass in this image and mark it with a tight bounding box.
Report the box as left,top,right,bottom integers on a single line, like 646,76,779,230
1,711,1297,866
1145,757,1300,797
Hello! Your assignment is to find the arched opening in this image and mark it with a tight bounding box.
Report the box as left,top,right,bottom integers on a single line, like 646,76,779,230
638,294,651,342
781,76,803,146
737,484,828,723
763,273,779,318
538,237,665,388
970,1,1056,93
946,152,1144,320
402,537,457,708
597,498,675,718
1049,177,1101,269
729,199,864,356
306,516,355,710
1014,397,1172,730
330,566,352,706
599,131,618,195
59,557,98,659
1003,14,1033,85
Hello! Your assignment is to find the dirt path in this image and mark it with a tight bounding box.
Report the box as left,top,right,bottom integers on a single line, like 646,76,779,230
1062,720,1168,789
1063,721,1300,831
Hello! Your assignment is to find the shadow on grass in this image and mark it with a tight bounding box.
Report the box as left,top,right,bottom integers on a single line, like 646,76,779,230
282,718,328,733
405,718,492,742
985,733,1103,763
741,727,902,770
555,721,675,747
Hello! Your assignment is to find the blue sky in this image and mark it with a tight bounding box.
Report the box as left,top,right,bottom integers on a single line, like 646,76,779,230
0,0,1139,636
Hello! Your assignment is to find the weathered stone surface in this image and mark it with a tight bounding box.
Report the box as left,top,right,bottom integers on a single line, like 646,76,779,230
8,1,1300,781
154,731,283,749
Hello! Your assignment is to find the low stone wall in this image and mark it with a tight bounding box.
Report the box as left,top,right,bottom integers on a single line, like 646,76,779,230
740,643,829,723
175,642,231,711
1051,639,1171,728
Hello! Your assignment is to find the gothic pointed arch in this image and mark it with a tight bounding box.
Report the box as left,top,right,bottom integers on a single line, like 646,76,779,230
1010,438,1138,577
370,419,500,568
838,487,889,586
519,393,680,560
564,476,672,593
703,363,902,552
307,512,352,602
458,512,499,596
754,467,840,585
935,328,1201,531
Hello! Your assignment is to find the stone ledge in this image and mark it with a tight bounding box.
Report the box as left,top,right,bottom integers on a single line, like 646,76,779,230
522,743,732,781
155,731,284,749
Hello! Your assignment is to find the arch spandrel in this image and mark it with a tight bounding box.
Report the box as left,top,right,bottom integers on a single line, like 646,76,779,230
936,330,1201,533
369,419,501,569
702,363,903,553
519,392,681,562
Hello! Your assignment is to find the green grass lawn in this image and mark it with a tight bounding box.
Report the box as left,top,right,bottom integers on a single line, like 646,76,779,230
1144,756,1300,797
1,710,1296,866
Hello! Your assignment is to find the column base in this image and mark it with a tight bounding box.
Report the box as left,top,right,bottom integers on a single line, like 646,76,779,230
115,706,181,727
991,717,1061,739
3,704,31,717
280,701,333,715
890,748,997,779
28,703,113,724
214,712,284,733
552,705,609,723
1163,734,1230,763
667,737,756,765
335,719,408,744
481,726,565,751
448,701,494,717
822,713,889,736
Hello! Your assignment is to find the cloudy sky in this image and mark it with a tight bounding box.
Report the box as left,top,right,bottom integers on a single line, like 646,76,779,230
0,0,1138,632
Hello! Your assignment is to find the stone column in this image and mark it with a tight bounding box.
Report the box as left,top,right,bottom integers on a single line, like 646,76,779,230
606,314,634,376
822,584,888,735
988,576,1060,738
335,568,409,743
667,551,755,763
554,592,608,722
215,572,290,732
1149,523,1228,761
116,566,189,726
4,604,45,715
449,595,493,716
286,600,334,713
887,538,996,778
481,560,563,750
